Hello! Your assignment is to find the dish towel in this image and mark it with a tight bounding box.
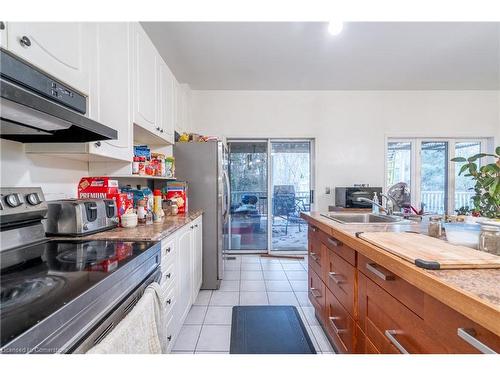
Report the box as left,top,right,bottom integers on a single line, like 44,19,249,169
87,282,166,354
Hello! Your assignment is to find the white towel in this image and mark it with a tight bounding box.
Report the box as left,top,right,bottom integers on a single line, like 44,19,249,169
87,282,165,354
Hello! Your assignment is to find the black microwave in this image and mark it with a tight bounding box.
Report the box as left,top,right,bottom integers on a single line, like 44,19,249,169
334,187,383,208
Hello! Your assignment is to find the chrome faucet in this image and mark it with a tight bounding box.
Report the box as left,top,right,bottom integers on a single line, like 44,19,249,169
356,195,396,215
356,197,387,213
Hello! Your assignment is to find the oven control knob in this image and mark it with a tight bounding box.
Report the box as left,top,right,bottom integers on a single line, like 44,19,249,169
26,192,41,205
5,193,23,207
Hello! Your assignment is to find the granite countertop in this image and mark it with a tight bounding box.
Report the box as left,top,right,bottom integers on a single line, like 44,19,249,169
74,210,203,242
302,212,500,312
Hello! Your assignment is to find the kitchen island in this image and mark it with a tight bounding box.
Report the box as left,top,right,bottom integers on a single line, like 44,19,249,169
301,211,500,354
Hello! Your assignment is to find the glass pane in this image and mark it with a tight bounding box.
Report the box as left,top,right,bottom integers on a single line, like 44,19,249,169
226,142,268,250
420,142,448,214
386,142,411,187
454,142,481,211
270,141,311,251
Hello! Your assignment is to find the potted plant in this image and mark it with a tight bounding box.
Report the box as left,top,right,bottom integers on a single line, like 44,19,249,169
451,146,500,219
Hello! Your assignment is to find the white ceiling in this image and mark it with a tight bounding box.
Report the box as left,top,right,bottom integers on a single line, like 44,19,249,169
141,22,500,90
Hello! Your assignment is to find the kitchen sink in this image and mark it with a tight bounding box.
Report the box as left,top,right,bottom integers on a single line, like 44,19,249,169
321,213,406,224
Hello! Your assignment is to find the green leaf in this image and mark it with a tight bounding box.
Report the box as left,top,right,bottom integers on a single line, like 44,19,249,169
458,163,469,175
451,157,467,162
496,146,500,156
467,153,487,162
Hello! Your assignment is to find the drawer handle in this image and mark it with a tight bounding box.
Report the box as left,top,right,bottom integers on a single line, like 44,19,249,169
310,226,318,232
457,328,497,354
366,262,395,281
385,330,409,354
309,252,320,262
310,287,322,298
166,298,172,305
328,316,346,334
165,247,171,254
328,271,343,284
327,238,341,247
167,335,172,341
166,273,171,279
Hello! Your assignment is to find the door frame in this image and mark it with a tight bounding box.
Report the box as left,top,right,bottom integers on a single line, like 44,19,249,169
225,137,315,255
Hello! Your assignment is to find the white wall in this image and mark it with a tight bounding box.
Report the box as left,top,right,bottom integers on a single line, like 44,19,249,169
1,140,89,200
190,90,500,211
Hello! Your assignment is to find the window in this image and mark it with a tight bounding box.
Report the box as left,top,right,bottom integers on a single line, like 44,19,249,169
386,138,490,214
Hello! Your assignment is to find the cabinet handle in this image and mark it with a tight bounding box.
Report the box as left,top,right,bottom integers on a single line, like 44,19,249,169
0,22,5,31
19,35,31,47
328,316,346,334
165,247,171,254
167,335,172,341
366,262,395,281
166,272,171,279
195,224,199,228
309,252,319,262
94,141,102,147
160,129,164,133
156,126,161,131
328,271,343,284
166,298,172,305
457,328,497,354
310,226,318,232
327,237,341,247
384,330,409,354
309,287,322,298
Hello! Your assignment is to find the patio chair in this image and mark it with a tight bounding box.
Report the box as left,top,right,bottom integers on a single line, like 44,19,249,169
273,185,300,235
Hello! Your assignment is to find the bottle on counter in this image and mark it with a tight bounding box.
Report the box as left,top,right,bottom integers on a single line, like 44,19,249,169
137,199,147,224
153,189,164,222
372,192,380,214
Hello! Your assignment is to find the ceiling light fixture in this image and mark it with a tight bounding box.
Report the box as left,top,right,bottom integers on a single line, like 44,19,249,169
327,21,343,36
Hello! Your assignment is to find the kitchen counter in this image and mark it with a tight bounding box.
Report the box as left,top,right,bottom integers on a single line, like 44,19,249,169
301,211,500,337
74,210,204,242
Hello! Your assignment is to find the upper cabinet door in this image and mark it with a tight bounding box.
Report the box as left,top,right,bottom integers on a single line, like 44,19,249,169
6,22,90,95
88,23,133,161
133,24,157,133
0,21,7,49
157,57,175,143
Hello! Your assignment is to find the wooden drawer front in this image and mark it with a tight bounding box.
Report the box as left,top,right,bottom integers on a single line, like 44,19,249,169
355,325,380,354
308,266,326,321
358,273,446,354
424,295,500,354
325,249,356,317
358,253,424,317
325,287,355,353
320,232,356,266
308,226,324,277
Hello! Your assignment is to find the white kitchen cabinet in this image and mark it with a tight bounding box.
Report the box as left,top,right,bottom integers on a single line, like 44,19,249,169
192,217,203,296
6,22,90,95
175,224,194,325
0,21,7,49
87,23,133,161
132,23,157,134
156,58,175,144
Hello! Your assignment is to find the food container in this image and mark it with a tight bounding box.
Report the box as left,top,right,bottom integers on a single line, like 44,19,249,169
443,223,481,249
428,216,442,238
121,213,138,228
479,225,500,255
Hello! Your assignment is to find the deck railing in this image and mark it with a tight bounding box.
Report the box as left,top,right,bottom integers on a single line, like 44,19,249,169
230,190,310,215
231,190,474,215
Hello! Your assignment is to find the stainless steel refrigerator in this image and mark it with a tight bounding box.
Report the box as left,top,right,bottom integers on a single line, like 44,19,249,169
174,141,229,289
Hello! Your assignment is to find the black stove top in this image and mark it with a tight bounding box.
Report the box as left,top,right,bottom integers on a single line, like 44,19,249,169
0,239,158,349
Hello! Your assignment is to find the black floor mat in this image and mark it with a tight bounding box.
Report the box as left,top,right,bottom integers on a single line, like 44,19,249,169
230,305,316,354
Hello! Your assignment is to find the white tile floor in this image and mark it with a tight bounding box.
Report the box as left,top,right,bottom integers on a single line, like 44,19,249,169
172,254,335,354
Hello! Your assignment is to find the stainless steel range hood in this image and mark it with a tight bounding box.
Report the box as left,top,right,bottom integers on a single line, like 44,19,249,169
0,50,117,143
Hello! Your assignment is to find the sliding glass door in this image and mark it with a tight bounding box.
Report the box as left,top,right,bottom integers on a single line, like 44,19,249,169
226,139,314,253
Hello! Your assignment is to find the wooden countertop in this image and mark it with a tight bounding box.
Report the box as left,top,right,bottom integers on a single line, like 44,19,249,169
301,211,500,337
72,210,204,242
